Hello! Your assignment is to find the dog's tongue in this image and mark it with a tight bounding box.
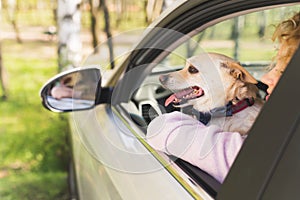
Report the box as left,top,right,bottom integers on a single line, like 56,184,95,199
165,94,177,107
165,87,195,107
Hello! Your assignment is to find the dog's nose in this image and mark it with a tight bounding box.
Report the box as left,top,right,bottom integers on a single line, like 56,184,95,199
159,74,169,84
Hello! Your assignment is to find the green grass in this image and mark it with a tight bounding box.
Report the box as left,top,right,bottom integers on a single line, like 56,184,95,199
0,39,70,199
0,172,69,200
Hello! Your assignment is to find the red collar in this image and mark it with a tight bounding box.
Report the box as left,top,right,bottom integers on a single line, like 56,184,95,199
190,98,255,125
230,98,255,114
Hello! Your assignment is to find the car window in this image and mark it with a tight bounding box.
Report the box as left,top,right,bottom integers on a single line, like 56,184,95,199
118,3,300,198
159,6,299,78
125,5,299,126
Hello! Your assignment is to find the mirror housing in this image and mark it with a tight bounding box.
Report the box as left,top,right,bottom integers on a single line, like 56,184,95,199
40,66,106,112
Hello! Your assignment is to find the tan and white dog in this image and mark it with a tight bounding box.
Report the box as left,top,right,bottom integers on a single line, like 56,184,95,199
159,52,264,135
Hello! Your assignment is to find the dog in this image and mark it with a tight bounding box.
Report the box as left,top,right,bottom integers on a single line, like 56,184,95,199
159,52,264,135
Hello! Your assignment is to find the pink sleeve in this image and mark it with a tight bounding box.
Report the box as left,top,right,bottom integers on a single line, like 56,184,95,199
146,111,245,183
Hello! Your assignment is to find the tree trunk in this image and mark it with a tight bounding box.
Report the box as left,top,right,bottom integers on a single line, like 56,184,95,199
89,0,100,53
0,1,8,100
114,0,126,27
7,0,22,43
186,31,206,58
145,0,164,24
100,0,114,69
57,0,82,72
0,41,7,100
231,17,243,60
258,11,266,38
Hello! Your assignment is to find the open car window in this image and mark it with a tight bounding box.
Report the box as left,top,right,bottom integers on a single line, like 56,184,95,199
118,3,300,198
127,5,300,126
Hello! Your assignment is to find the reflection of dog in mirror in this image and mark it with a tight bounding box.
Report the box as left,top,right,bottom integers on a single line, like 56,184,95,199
60,73,80,87
159,52,264,135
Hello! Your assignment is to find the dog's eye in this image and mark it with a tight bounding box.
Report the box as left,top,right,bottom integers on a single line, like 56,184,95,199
188,66,199,74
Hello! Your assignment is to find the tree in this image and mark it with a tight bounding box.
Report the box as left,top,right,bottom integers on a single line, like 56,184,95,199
57,0,82,72
87,0,114,68
114,0,127,27
99,0,114,68
145,0,164,24
89,0,100,53
0,1,8,99
6,0,22,43
230,16,244,60
258,11,266,38
0,41,7,100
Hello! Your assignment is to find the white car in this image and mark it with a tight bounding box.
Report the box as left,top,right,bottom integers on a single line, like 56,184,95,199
41,0,300,199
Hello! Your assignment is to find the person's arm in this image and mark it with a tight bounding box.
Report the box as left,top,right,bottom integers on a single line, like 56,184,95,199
146,111,245,183
51,85,73,99
51,85,84,100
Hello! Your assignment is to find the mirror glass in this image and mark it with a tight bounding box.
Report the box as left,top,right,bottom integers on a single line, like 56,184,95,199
41,67,101,112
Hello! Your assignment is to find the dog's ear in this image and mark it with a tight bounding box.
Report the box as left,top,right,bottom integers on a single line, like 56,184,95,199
223,62,258,84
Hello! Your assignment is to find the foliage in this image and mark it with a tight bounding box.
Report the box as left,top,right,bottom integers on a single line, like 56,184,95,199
0,40,70,198
0,172,69,200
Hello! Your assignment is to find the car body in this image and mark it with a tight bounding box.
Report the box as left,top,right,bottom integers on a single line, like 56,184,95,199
40,0,300,199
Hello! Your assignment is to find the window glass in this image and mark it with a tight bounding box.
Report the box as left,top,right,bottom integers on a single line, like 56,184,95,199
159,5,300,80
126,5,300,125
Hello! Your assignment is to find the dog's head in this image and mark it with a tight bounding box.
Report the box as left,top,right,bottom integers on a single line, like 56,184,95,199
160,53,258,112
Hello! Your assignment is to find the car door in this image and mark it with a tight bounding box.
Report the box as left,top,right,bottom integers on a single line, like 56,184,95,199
70,0,300,199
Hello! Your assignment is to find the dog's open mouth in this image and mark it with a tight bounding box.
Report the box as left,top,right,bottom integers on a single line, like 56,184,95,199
165,86,204,106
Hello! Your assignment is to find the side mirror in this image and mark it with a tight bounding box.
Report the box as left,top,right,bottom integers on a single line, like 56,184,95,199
40,67,101,112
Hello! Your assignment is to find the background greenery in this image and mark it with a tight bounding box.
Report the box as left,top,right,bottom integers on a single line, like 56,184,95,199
0,1,147,199
0,40,70,199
